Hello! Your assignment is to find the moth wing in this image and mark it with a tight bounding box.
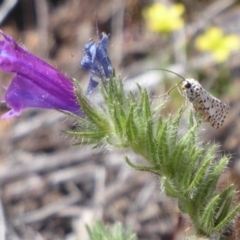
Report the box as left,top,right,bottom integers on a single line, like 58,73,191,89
192,92,229,129
202,93,229,129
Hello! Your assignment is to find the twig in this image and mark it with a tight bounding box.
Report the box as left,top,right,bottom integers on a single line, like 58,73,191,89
0,193,6,240
0,148,101,184
186,0,237,36
0,0,18,24
34,0,49,57
13,193,81,225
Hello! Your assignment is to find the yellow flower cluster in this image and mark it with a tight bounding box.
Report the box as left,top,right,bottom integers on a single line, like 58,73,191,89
142,3,185,33
195,27,240,62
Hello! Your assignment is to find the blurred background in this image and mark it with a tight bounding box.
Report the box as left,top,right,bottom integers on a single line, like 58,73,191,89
0,0,240,239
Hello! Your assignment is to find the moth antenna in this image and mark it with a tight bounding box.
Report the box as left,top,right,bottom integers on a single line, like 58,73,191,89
148,68,186,82
149,68,186,97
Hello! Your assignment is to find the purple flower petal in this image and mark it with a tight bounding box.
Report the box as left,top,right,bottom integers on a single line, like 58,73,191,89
80,33,113,94
0,30,84,118
96,34,113,78
87,76,99,94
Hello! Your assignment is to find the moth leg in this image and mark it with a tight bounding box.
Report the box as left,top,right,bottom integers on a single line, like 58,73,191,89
153,83,182,98
177,84,185,97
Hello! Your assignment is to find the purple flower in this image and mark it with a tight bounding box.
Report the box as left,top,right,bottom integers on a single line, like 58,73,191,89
80,33,113,94
0,30,84,119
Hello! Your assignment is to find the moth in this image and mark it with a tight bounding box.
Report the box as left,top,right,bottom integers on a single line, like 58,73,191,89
159,69,229,129
181,78,229,129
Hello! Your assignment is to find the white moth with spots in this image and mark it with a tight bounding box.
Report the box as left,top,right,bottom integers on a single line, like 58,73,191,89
156,69,230,129
181,79,229,129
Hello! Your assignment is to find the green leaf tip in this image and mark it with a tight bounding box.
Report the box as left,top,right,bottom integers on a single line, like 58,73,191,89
86,220,136,240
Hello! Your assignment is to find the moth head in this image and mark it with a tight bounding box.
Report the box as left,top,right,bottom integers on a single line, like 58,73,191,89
181,80,192,90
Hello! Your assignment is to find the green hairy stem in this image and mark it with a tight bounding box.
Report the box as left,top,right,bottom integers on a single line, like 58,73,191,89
65,76,240,239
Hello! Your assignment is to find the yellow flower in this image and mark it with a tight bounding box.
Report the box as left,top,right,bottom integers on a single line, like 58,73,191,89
142,3,185,33
195,27,240,62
